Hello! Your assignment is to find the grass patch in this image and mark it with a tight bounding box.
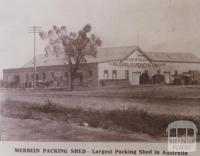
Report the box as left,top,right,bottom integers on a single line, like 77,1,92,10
1,99,200,139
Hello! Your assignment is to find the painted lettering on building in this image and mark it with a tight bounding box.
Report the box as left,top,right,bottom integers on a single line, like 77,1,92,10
109,55,165,68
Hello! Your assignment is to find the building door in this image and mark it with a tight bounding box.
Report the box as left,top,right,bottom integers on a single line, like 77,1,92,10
74,72,83,84
130,72,141,85
164,72,171,84
14,75,20,87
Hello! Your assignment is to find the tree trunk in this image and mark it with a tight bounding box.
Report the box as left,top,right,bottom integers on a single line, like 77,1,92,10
68,57,80,91
68,71,72,91
68,68,74,91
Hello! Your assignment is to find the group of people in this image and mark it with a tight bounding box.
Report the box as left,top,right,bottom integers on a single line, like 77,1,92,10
139,70,165,84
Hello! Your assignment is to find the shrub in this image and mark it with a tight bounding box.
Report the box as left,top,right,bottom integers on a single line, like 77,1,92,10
37,99,59,113
1,99,199,139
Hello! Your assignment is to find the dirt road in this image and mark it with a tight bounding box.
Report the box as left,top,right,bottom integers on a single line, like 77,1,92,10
1,86,200,116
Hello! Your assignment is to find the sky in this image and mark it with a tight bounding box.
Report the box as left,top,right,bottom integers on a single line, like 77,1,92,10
0,0,200,78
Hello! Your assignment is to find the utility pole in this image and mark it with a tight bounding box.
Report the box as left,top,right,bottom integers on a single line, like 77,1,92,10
137,32,140,47
28,26,41,89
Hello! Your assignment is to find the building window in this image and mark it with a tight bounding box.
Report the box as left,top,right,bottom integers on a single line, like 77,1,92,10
104,70,109,79
26,74,29,81
89,70,93,77
65,72,69,82
88,70,93,81
31,74,34,80
14,75,20,83
36,74,39,81
77,72,83,83
174,70,178,75
8,75,12,82
51,72,55,79
43,73,46,81
112,70,117,79
125,70,129,79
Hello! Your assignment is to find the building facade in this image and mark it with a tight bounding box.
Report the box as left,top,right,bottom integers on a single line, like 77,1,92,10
3,46,200,88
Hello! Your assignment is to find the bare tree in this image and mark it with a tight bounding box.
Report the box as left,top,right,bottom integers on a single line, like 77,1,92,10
39,24,102,90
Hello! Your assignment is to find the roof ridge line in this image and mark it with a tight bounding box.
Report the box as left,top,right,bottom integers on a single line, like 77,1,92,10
145,51,194,55
98,45,139,49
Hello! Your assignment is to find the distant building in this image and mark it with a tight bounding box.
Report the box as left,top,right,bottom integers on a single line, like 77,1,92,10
3,46,200,88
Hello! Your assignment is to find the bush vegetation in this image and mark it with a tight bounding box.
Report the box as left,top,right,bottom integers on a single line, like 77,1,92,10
1,99,200,139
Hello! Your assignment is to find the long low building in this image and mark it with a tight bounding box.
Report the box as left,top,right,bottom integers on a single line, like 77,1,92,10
3,46,200,88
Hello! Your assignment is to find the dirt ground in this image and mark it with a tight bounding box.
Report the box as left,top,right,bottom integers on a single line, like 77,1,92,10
0,85,200,141
1,85,200,116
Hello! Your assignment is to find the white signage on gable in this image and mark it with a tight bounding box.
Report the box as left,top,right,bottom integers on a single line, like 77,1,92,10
109,50,165,69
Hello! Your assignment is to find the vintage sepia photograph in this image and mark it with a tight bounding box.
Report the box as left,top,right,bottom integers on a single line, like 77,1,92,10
0,0,199,149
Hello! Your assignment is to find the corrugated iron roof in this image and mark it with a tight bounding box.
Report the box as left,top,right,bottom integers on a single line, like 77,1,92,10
146,52,200,63
23,46,138,67
23,54,66,68
22,46,200,68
